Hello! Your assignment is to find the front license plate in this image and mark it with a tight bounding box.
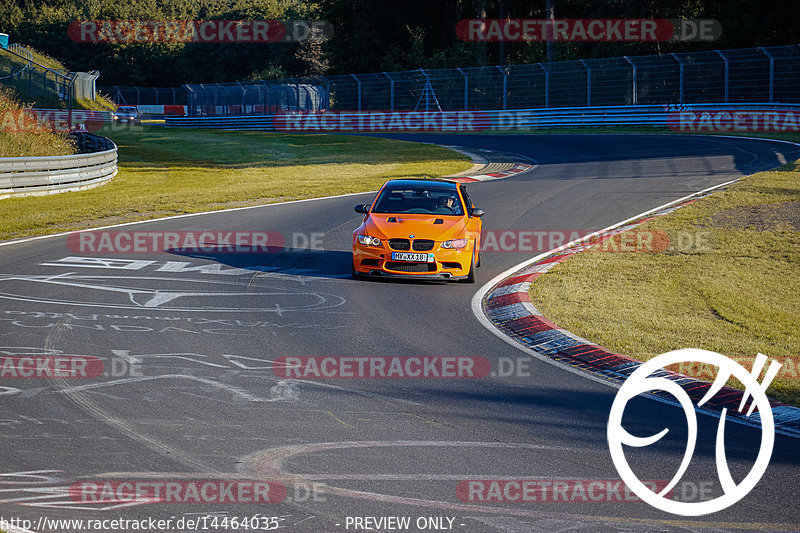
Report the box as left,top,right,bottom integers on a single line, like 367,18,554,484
392,252,433,262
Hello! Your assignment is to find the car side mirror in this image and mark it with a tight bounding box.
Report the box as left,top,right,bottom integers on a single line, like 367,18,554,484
354,204,370,214
469,207,485,218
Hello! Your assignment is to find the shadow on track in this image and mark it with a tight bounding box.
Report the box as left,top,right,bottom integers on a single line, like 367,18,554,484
165,248,455,284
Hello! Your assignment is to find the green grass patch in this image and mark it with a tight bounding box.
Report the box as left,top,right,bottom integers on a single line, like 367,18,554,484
531,136,800,406
25,47,67,71
76,92,118,112
0,86,76,157
0,45,67,108
0,125,470,241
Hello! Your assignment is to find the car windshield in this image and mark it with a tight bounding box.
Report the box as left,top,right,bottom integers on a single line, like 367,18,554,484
372,186,464,215
117,107,137,113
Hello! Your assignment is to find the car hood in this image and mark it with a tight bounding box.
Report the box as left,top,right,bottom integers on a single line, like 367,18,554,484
364,213,467,240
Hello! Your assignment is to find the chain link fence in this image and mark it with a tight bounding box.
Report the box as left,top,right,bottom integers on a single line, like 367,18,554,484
0,44,100,105
0,44,72,104
101,85,188,106
101,44,800,115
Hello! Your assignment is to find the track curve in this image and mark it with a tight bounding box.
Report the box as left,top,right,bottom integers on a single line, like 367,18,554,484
1,134,798,532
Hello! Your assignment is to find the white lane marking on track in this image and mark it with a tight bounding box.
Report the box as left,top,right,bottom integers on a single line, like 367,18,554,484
470,136,800,437
2,134,798,252
471,175,742,390
0,190,376,249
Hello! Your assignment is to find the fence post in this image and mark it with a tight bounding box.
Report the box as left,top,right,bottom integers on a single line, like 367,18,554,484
184,85,194,116
758,47,775,103
457,68,468,110
671,53,684,104
715,50,729,103
239,82,246,114
496,66,507,110
579,59,591,106
416,69,442,111
538,63,549,108
351,74,361,112
382,72,394,111
624,56,637,105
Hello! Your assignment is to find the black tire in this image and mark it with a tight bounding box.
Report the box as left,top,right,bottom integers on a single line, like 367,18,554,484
464,251,476,284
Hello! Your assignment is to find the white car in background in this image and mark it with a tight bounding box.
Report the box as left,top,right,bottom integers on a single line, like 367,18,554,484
112,106,141,125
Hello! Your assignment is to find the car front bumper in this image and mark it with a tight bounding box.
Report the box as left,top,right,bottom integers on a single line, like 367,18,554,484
353,242,473,279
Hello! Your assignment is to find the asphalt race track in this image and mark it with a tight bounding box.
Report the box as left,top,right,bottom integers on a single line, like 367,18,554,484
1,134,799,532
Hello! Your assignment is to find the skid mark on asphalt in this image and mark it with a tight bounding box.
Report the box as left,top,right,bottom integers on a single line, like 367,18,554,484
240,440,797,532
0,274,348,314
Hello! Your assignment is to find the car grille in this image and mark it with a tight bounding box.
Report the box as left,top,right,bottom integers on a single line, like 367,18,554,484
412,239,435,251
385,262,437,273
388,239,410,250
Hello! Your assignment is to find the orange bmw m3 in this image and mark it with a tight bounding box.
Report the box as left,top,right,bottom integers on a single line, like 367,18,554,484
352,178,484,283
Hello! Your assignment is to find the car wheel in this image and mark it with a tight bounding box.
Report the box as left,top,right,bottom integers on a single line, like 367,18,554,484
351,258,362,279
464,251,476,284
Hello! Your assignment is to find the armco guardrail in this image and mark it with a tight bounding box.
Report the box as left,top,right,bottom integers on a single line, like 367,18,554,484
0,133,118,199
164,103,800,132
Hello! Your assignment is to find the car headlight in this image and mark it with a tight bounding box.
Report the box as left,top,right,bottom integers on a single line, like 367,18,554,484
441,238,468,249
357,235,382,247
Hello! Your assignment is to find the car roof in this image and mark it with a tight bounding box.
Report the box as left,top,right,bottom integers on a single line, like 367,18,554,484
382,178,458,189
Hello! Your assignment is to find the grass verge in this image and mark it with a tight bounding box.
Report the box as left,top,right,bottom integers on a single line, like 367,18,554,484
75,92,118,112
0,87,76,157
0,125,470,241
1,45,118,111
531,136,800,407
